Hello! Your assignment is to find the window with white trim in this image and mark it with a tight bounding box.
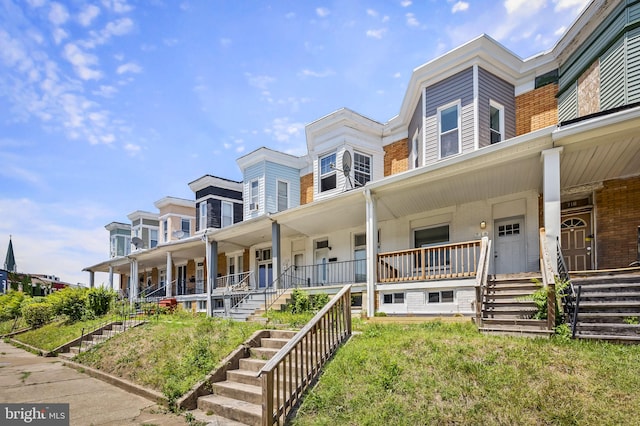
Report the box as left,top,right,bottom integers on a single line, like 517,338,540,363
149,229,158,248
277,180,288,212
489,100,504,144
383,292,405,304
319,152,337,192
199,202,207,230
428,290,454,303
438,102,460,158
163,220,168,242
181,218,190,237
250,180,259,211
222,201,233,228
354,152,371,186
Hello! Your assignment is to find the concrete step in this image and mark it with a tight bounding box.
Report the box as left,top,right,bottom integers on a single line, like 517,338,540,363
260,337,290,350
212,381,262,405
239,357,268,372
250,347,280,360
197,394,261,426
269,330,298,339
226,369,261,387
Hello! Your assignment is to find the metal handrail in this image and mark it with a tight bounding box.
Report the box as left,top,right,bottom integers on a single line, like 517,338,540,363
556,236,577,327
260,284,352,425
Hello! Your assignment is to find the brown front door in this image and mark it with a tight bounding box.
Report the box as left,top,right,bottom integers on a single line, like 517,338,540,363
560,212,593,271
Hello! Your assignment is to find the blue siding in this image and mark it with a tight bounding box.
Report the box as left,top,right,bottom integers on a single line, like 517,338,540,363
265,161,300,213
478,67,515,148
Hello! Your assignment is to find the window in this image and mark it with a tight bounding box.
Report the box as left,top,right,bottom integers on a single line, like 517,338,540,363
428,290,454,303
181,218,191,237
438,102,460,158
411,129,420,169
250,180,259,210
277,180,288,212
159,269,166,287
222,201,233,227
383,293,405,304
415,224,450,267
354,233,366,283
149,229,158,248
163,219,168,242
490,101,504,144
498,222,520,237
320,152,337,192
354,152,371,186
199,202,207,231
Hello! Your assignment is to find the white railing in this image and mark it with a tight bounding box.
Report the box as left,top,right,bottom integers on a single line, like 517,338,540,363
474,237,491,324
216,271,253,291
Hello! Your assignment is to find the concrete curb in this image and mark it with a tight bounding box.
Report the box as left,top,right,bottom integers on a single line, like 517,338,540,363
61,358,168,406
0,327,32,339
8,338,52,357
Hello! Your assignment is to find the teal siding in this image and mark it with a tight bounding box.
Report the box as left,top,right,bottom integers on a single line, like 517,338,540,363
558,83,578,122
627,27,640,102
629,1,640,23
600,38,626,110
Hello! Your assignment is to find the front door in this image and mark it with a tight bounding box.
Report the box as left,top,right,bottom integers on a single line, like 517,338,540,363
177,265,187,295
258,263,273,288
315,248,329,285
494,217,526,274
560,212,593,271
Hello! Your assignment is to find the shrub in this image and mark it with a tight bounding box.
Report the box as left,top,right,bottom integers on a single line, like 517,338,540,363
48,287,88,322
86,287,116,316
21,302,54,328
287,289,330,314
0,291,27,321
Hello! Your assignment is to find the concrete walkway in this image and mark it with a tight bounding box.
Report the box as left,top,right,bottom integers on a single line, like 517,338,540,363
0,341,187,425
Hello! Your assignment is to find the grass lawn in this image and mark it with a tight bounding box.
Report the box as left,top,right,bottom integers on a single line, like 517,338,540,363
73,313,264,404
292,321,640,425
11,316,116,351
0,317,28,335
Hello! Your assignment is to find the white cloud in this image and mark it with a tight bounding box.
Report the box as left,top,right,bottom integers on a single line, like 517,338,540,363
366,28,387,39
163,38,178,47
264,117,305,148
52,28,68,45
78,5,101,27
400,0,412,6
406,13,419,28
504,0,545,15
393,72,401,78
367,9,378,17
299,69,335,78
219,38,232,48
49,2,69,26
316,7,330,18
26,0,46,8
451,1,470,13
104,18,134,37
116,62,142,75
245,73,275,90
101,0,133,14
63,43,102,80
285,12,296,19
124,143,141,155
554,0,589,12
554,25,567,36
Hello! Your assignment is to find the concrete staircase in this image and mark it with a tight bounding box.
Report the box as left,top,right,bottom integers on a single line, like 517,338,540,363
231,289,293,322
478,275,553,338
570,272,640,343
58,320,146,358
194,329,297,425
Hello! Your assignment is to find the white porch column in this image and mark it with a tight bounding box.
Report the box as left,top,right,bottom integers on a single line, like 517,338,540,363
166,252,173,298
108,266,114,291
272,221,281,290
542,147,563,273
129,259,139,303
206,239,218,317
88,271,95,288
364,189,378,318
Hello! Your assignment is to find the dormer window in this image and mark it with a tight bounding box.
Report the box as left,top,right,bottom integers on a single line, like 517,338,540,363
320,152,337,192
150,229,158,248
354,152,371,187
181,218,190,237
490,100,504,144
250,179,259,211
222,201,233,227
277,180,289,212
438,101,460,158
199,202,207,230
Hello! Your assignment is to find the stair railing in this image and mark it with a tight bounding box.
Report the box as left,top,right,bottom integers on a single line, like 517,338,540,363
474,237,491,326
260,284,352,426
539,228,558,331
554,235,578,334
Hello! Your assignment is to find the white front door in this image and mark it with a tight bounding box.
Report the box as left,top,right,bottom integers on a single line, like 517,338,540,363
494,217,526,274
315,248,329,285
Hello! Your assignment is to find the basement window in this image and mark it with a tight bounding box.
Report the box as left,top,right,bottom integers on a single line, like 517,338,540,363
428,290,454,303
383,292,405,304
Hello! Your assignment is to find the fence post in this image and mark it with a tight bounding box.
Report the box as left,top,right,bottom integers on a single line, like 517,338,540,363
262,371,274,426
547,283,556,331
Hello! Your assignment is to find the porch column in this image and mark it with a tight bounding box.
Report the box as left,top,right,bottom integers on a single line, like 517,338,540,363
88,271,95,288
272,221,281,290
542,147,563,273
206,239,218,317
129,259,139,303
364,189,378,318
108,266,114,291
166,252,173,298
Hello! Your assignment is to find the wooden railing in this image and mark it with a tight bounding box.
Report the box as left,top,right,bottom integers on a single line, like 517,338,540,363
474,237,491,325
260,285,352,426
377,240,482,283
217,271,253,291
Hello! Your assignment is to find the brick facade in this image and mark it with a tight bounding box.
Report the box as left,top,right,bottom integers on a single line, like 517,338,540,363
577,60,600,117
300,173,313,205
595,176,640,268
383,138,409,177
515,83,558,136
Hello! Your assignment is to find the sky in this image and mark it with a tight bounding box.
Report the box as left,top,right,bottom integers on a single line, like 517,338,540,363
0,0,591,286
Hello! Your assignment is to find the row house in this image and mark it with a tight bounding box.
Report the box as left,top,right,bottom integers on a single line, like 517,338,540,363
85,0,640,318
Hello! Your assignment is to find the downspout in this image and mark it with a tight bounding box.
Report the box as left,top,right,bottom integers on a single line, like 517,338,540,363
364,188,377,318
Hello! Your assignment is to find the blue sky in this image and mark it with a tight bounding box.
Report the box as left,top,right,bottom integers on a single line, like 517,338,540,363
0,0,590,286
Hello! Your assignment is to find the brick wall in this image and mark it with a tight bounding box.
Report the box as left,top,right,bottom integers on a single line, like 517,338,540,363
515,83,558,136
595,176,640,268
300,173,313,205
383,138,409,177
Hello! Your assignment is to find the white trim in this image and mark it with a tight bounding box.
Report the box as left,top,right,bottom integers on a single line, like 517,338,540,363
276,179,290,212
249,179,260,211
422,86,427,167
437,100,462,159
489,99,505,144
411,128,420,169
199,201,207,231
318,151,338,193
353,151,372,187
221,200,234,228
473,64,479,150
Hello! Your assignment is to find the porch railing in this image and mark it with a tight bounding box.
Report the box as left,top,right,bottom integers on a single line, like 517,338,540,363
378,240,482,283
217,271,253,292
474,237,491,325
539,228,558,330
260,285,352,425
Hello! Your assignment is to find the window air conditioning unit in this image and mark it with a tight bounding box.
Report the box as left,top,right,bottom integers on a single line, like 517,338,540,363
249,203,259,211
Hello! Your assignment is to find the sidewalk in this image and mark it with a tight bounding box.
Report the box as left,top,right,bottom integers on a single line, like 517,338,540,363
0,340,187,425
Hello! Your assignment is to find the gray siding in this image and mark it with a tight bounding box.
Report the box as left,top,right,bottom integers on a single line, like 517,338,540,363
265,161,300,213
558,82,578,122
425,68,473,164
408,94,423,168
627,27,640,103
478,67,515,148
600,38,626,110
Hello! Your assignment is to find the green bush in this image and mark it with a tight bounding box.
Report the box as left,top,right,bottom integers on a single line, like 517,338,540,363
48,287,88,322
86,287,116,316
21,302,54,328
0,291,27,321
287,289,329,314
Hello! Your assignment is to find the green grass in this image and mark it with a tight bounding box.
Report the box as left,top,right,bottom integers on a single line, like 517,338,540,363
73,313,263,405
0,317,28,335
292,321,640,425
12,316,115,351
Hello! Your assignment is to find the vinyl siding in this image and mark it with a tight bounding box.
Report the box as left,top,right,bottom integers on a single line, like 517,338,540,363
243,163,264,219
425,68,473,164
477,67,515,148
264,161,300,213
558,82,578,122
627,27,640,103
600,37,626,110
408,94,423,168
